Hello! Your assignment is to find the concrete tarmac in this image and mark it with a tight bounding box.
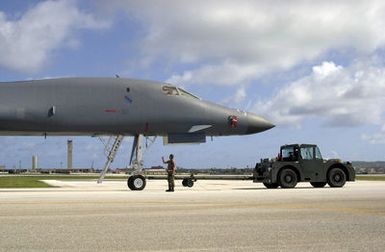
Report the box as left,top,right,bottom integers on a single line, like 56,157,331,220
1,179,385,251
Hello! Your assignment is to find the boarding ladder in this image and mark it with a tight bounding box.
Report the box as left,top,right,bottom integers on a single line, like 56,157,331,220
97,135,124,183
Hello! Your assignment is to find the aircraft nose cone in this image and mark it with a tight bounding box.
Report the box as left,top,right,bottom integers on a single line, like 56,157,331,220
246,115,275,134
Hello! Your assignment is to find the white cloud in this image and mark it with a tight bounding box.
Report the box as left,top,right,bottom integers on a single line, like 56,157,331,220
220,86,247,106
234,86,246,104
362,124,385,144
0,0,110,73
312,62,342,80
166,61,264,86
253,60,385,128
103,0,385,86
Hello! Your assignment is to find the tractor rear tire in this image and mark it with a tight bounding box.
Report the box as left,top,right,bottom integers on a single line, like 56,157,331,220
327,168,346,187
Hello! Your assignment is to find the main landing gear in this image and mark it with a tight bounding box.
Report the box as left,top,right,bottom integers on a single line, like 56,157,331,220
97,134,147,191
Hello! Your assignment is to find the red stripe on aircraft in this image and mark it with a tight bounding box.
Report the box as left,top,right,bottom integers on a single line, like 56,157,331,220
104,109,118,113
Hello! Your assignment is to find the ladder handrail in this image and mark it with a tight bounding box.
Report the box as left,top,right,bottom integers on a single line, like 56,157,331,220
97,135,124,184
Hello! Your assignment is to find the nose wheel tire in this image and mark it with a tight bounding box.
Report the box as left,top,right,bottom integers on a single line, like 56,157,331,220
327,168,346,187
127,175,146,190
279,169,298,188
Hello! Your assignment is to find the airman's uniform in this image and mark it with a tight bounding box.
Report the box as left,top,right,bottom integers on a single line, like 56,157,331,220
165,158,176,192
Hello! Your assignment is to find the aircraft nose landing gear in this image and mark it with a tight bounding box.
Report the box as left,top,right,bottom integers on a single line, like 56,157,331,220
98,134,148,191
127,134,147,191
128,174,146,190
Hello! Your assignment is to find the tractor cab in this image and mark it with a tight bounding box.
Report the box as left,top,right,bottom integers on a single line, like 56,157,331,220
279,144,323,162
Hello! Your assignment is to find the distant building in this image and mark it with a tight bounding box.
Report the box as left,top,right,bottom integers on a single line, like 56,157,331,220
114,168,131,174
145,166,165,175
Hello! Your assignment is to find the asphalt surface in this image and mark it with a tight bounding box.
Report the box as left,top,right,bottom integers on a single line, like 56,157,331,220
0,179,385,251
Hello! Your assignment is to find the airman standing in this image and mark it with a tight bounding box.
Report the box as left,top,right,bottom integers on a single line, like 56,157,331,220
162,154,176,192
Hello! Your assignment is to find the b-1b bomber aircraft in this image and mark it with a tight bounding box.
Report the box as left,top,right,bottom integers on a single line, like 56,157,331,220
0,77,274,190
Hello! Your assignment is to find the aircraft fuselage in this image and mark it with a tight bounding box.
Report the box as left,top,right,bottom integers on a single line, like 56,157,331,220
0,78,274,137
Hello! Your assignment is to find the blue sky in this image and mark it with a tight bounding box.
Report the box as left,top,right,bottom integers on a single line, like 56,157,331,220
0,0,384,169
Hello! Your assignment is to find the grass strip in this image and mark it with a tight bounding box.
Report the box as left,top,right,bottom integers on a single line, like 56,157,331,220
0,176,54,188
0,175,125,188
356,175,385,181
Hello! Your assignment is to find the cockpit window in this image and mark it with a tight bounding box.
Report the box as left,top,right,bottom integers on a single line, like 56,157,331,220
162,85,179,95
177,88,200,99
161,85,200,99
